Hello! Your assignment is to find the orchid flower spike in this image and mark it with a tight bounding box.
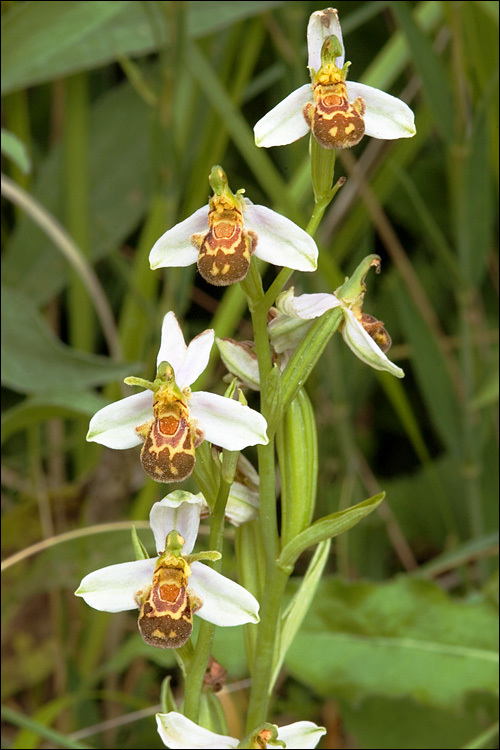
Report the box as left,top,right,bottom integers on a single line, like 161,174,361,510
75,493,260,649
149,166,318,286
87,311,268,483
269,255,405,378
255,7,416,149
156,711,326,749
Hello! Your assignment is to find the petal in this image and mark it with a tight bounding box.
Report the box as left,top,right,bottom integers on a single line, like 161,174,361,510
150,492,204,555
189,391,268,449
75,558,156,612
347,81,416,139
244,204,318,272
156,311,188,376
156,713,238,750
307,8,344,71
190,562,260,625
278,721,327,749
86,390,153,449
216,338,260,390
149,205,208,270
276,289,342,319
254,84,312,147
157,312,214,389
342,308,405,378
177,328,214,388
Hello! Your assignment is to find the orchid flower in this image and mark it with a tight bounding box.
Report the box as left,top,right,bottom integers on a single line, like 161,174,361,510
156,712,326,749
87,312,268,483
254,8,416,149
75,493,259,648
268,255,405,378
149,166,318,286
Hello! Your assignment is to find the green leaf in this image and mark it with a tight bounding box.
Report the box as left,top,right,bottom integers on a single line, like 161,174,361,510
392,282,462,458
192,440,221,510
2,80,151,305
278,492,385,569
131,525,149,561
1,128,31,174
339,693,498,750
1,389,106,443
281,307,344,410
460,82,497,285
271,539,331,690
285,577,499,710
1,286,135,394
389,1,455,141
1,0,287,95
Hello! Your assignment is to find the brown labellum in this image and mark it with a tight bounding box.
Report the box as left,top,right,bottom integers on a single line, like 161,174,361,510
303,77,365,149
136,381,203,483
137,557,197,649
192,196,257,286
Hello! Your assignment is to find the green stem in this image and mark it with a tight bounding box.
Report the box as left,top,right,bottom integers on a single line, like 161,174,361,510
182,475,231,721
245,566,289,732
241,260,279,562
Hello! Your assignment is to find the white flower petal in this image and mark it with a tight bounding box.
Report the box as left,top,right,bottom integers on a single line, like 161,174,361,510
156,311,188,378
177,328,215,388
342,308,405,378
254,84,312,147
278,721,327,749
189,391,268,450
276,289,342,319
347,81,416,139
216,338,260,390
75,558,156,612
150,493,204,555
190,562,259,626
149,205,208,270
245,204,318,272
86,390,153,448
307,8,344,71
156,712,238,750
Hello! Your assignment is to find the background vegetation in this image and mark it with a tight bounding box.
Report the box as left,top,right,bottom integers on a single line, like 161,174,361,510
1,1,498,748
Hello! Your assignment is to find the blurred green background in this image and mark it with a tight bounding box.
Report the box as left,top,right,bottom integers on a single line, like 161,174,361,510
1,1,498,748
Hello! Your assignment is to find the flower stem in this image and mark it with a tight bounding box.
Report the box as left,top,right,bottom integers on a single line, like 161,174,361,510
245,565,289,732
182,474,232,721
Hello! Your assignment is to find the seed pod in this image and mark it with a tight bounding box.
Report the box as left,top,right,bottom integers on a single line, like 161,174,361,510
276,387,318,548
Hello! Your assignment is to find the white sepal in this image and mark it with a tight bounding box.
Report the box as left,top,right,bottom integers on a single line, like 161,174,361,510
86,390,153,448
156,712,238,749
75,558,156,612
347,81,416,139
149,205,208,270
342,308,405,378
278,721,327,749
254,84,312,148
245,203,318,271
189,391,268,449
189,562,260,626
276,288,341,319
